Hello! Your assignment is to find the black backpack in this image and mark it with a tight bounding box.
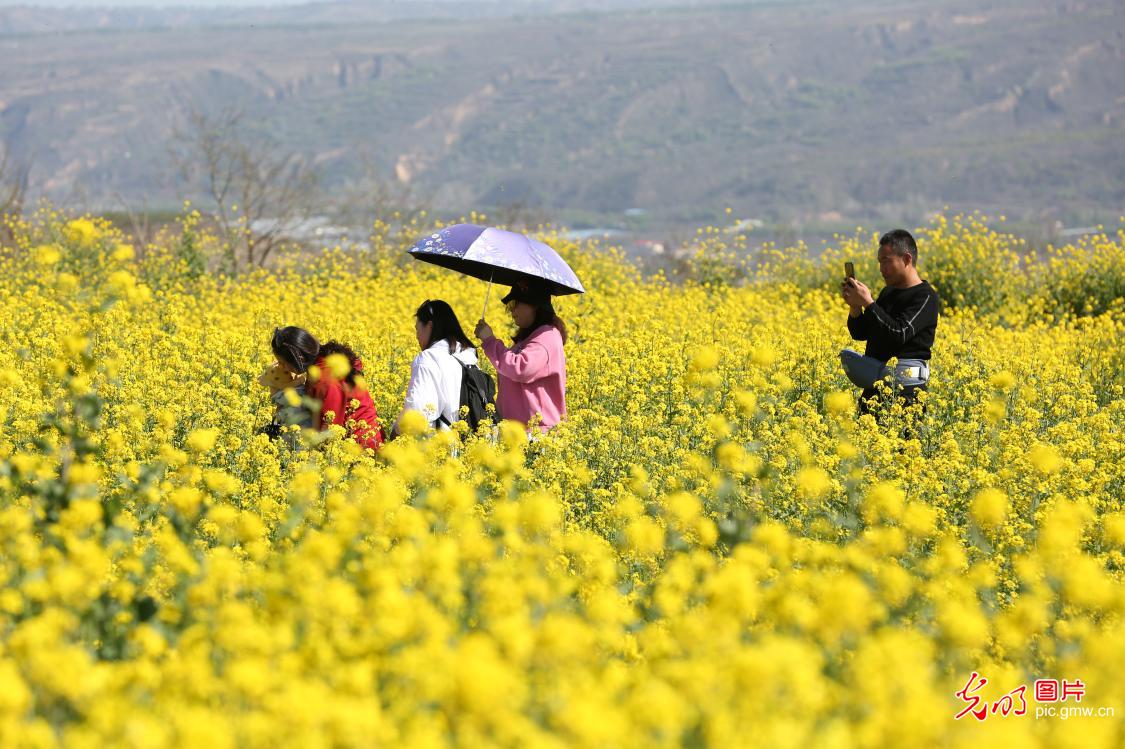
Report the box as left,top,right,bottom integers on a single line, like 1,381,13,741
437,358,496,433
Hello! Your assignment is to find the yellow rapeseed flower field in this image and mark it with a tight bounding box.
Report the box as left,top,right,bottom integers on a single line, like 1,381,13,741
0,207,1121,747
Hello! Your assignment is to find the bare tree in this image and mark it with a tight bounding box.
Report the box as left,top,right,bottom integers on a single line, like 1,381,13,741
321,151,430,246
333,167,429,230
0,145,30,244
174,109,318,271
110,193,158,260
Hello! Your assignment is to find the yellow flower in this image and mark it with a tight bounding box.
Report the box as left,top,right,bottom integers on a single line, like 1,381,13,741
131,625,167,658
989,370,1016,390
396,409,429,437
689,346,719,371
56,272,79,292
983,397,1007,424
664,491,701,527
33,244,62,266
902,502,937,538
64,217,100,246
1027,443,1062,474
105,269,137,297
185,428,219,453
624,516,665,557
732,389,758,416
796,466,832,500
695,517,718,547
970,487,1008,528
202,470,240,496
1104,512,1125,547
499,419,528,449
168,486,203,517
824,390,853,416
325,352,351,380
706,414,731,439
63,334,89,357
750,344,777,367
0,661,31,715
863,481,904,524
518,491,561,536
67,461,102,487
937,599,989,648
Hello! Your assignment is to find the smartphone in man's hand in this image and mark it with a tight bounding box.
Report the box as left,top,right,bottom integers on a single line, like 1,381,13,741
844,261,855,282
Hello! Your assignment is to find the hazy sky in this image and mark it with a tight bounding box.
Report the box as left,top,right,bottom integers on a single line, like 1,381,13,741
0,1,292,5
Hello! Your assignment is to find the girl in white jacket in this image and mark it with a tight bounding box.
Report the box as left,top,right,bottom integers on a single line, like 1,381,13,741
392,299,479,436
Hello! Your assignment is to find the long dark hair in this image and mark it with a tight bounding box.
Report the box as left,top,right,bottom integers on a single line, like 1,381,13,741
318,340,363,387
514,299,568,345
272,326,320,373
416,299,474,351
272,327,364,386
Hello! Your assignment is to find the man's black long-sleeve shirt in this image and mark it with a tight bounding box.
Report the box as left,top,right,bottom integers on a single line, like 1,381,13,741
847,280,940,362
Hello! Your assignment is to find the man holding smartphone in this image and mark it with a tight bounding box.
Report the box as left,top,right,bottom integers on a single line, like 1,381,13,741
841,229,940,415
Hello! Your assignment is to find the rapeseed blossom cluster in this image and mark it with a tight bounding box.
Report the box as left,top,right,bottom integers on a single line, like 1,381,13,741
0,208,1121,747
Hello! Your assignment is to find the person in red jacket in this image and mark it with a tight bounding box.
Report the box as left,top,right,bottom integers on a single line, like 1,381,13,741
270,326,385,453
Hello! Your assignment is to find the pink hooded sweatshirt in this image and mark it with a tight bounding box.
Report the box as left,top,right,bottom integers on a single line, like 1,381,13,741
481,323,567,430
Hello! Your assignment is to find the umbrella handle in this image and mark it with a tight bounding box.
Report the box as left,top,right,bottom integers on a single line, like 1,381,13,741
482,272,493,320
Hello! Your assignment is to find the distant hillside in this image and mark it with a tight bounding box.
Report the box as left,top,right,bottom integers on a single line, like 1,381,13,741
0,0,778,34
1,0,1122,228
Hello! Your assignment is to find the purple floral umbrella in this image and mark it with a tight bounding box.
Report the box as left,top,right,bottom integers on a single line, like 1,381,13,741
408,224,585,314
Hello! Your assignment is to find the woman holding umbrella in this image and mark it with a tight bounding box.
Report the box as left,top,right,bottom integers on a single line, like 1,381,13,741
474,279,568,432
406,224,583,431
